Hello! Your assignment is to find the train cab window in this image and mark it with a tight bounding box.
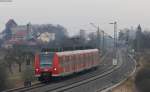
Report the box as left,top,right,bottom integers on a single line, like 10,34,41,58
40,52,54,68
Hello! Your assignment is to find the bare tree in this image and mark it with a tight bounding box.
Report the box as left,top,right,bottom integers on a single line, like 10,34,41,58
15,51,25,72
0,61,8,91
4,50,15,74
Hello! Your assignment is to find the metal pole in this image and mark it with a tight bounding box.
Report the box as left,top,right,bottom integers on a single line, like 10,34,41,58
97,26,101,51
114,21,117,58
102,30,104,54
110,21,117,58
113,21,117,58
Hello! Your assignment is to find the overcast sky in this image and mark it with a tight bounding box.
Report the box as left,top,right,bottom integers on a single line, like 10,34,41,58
0,0,150,35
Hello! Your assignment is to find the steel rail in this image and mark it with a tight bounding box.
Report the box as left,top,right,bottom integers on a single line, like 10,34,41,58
4,51,113,92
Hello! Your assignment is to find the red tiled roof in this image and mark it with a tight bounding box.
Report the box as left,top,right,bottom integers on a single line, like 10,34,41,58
15,31,28,36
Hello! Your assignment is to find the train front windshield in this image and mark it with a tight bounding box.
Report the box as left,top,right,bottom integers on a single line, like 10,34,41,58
40,52,54,68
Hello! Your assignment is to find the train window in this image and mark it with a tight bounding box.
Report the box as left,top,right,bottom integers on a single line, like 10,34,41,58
69,56,71,66
80,54,83,64
92,53,94,62
88,53,90,61
85,53,88,66
73,55,76,65
70,56,72,63
90,53,92,62
78,54,80,64
85,53,87,62
83,54,86,66
89,53,91,62
75,54,78,66
97,53,99,61
71,55,74,62
89,53,92,62
80,54,82,64
66,56,69,66
94,53,96,62
82,54,84,63
96,53,98,61
81,54,84,64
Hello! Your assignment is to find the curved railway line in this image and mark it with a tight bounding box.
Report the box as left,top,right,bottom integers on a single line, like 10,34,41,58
4,49,135,92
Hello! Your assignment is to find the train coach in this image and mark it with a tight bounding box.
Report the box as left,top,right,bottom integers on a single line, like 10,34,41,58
34,49,100,81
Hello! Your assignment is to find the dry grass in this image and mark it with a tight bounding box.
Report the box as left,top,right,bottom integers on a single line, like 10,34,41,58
6,63,35,88
112,51,150,92
112,77,135,92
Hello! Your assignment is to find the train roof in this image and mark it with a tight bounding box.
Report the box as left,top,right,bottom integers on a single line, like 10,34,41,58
56,49,99,56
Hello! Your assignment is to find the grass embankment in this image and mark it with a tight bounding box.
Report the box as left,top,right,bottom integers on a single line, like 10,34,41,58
134,52,150,92
111,77,135,92
112,52,150,92
4,63,36,89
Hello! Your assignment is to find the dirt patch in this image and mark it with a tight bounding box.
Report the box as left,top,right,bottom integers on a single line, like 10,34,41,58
112,52,150,92
112,77,136,92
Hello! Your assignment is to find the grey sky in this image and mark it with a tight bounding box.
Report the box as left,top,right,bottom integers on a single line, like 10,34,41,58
0,0,150,35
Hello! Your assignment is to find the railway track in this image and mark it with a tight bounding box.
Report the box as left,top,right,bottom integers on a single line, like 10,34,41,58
44,49,134,92
47,51,123,92
4,50,115,92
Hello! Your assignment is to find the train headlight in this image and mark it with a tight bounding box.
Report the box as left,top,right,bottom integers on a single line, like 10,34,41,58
54,68,57,71
36,68,39,72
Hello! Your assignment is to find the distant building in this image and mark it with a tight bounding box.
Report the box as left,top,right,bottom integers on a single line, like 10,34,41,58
37,32,55,43
2,41,13,48
11,25,28,41
79,29,87,40
4,19,17,40
2,19,68,47
10,24,33,41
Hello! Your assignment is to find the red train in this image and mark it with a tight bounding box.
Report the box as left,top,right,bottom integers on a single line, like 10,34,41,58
34,49,100,80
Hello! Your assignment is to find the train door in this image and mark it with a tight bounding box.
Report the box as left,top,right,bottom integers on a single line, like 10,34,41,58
62,56,66,74
59,56,65,75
